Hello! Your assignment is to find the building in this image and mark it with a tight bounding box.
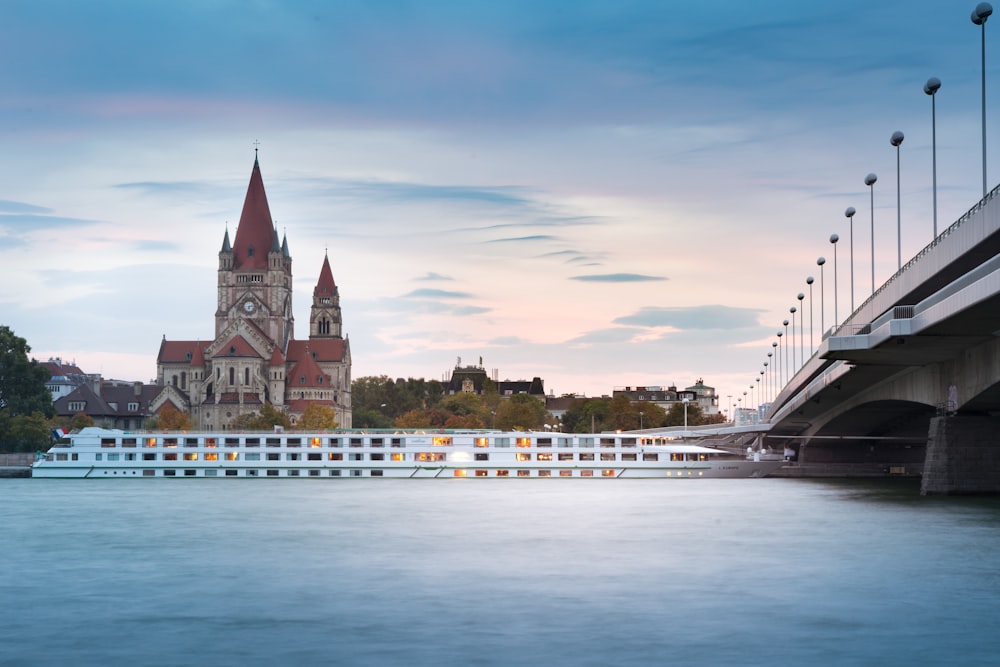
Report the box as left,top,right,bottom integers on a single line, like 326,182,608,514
444,359,545,399
53,376,159,431
152,155,352,429
612,379,720,416
42,357,91,400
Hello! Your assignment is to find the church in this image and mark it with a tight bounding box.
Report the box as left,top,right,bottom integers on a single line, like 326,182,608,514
152,155,352,429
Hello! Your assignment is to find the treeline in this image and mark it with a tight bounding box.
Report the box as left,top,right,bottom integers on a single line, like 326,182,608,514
350,375,726,432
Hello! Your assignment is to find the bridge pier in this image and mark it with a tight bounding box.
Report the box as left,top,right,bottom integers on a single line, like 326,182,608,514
922,415,1000,495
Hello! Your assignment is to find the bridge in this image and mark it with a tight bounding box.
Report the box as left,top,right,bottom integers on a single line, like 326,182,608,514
762,186,1000,495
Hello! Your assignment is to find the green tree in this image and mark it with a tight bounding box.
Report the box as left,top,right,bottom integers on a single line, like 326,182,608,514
298,403,339,430
0,326,54,451
494,394,547,431
664,401,704,427
231,404,291,430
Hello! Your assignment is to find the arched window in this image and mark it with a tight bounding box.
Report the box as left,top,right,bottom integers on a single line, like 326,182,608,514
229,367,235,385
171,375,178,387
244,368,250,385
300,375,306,385
181,372,187,389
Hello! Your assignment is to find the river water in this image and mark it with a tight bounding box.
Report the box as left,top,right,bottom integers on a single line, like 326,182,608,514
2,478,999,666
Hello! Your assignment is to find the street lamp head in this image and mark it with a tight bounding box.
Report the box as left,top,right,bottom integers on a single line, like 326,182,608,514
830,233,839,244
924,77,942,96
890,131,905,147
806,276,814,285
865,173,878,186
783,319,789,326
777,331,783,338
797,293,805,302
973,2,993,25
845,207,856,219
817,256,826,266
790,306,797,314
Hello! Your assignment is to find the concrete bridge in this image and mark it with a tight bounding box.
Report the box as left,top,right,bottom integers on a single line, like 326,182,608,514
764,186,1000,494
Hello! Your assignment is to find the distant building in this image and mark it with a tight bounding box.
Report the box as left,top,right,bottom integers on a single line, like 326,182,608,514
53,375,159,431
41,358,91,401
612,379,720,416
444,359,545,400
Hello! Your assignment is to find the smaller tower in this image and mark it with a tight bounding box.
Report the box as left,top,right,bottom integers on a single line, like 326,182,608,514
310,251,342,339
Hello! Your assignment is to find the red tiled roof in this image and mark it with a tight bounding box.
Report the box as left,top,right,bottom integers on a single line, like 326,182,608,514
287,347,330,388
216,335,261,358
286,397,336,413
158,340,210,364
315,253,337,295
287,338,345,363
231,157,274,271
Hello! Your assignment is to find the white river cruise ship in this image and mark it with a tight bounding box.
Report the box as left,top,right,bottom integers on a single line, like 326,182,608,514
32,427,785,479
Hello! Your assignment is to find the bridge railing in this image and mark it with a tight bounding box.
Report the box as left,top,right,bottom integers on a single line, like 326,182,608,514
832,181,1000,337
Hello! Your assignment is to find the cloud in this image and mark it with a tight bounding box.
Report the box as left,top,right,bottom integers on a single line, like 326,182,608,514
403,288,473,299
0,200,52,214
485,235,559,244
340,181,536,209
0,213,102,232
414,272,454,282
613,305,763,330
571,273,667,283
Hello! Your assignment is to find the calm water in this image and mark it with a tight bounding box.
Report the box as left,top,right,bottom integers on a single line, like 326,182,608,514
2,478,999,666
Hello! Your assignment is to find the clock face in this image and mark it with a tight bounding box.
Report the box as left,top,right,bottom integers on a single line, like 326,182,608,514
243,300,255,313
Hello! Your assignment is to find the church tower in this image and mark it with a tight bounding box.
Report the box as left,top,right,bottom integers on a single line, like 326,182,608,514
309,252,342,339
215,154,294,350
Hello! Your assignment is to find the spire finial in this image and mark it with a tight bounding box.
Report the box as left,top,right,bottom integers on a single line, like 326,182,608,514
252,139,260,161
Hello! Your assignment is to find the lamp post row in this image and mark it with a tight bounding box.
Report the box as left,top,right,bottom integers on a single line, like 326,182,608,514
744,4,993,422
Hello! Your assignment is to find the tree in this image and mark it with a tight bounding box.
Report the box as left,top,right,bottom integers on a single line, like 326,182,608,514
0,326,54,451
298,403,339,430
231,404,291,430
494,394,547,431
664,401,704,427
146,404,195,431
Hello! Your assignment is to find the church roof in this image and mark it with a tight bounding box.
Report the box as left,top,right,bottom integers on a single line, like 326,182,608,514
215,335,261,358
287,347,330,388
287,338,346,363
158,340,211,364
315,252,337,295
231,157,275,271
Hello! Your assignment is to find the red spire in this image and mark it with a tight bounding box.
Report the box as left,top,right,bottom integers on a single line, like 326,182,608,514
315,251,337,296
231,157,274,270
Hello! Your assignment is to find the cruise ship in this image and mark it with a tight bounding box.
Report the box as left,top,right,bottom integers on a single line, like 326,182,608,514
31,427,786,479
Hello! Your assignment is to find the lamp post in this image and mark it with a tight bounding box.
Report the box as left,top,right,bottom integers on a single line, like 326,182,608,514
682,397,690,433
891,131,904,270
790,307,798,373
639,411,643,430
973,3,993,198
925,77,942,236
806,277,814,355
864,173,877,295
763,361,770,403
845,207,856,312
817,258,826,337
758,374,763,408
830,234,840,328
777,328,788,387
797,294,805,365
782,321,789,381
770,344,777,394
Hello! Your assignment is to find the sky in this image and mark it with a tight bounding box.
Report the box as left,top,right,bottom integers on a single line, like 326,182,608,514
1,0,996,414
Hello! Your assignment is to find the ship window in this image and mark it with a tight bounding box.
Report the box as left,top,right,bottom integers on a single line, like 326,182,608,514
164,469,176,477
515,438,531,448
95,453,103,461
351,470,362,477
184,470,196,477
370,438,383,447
560,470,572,477
183,453,198,461
288,470,300,477
643,453,659,461
475,470,488,477
453,470,467,477
578,438,594,447
245,453,261,461
205,470,217,477
558,453,574,461
370,453,384,461
371,470,383,477
538,470,551,477
267,470,279,477
496,470,509,477
536,438,552,447
226,452,239,461
309,470,321,477
581,470,594,477
349,453,363,461
475,453,489,461
391,453,404,461
267,453,280,461
205,453,219,461
601,453,616,461
164,453,178,461
516,453,530,462
602,469,616,477
601,438,616,447
328,453,343,461
475,438,489,448
621,438,637,447
494,438,510,448
107,453,120,461
621,453,637,461
286,453,300,461
517,470,530,477
267,438,281,446
579,453,594,461
308,453,321,461
226,470,238,477
537,453,552,461
246,469,259,477
143,453,156,461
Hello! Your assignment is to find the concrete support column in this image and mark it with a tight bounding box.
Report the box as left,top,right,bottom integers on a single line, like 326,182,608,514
922,415,1000,495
